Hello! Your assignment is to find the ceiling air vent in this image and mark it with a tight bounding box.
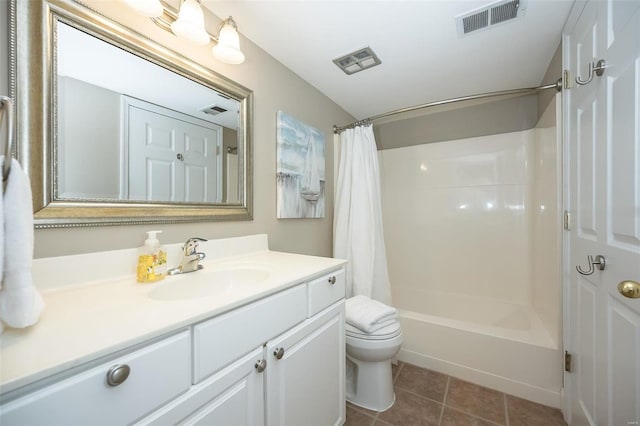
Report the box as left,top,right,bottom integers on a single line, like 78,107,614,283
462,10,489,34
333,47,381,75
200,104,228,116
456,0,527,36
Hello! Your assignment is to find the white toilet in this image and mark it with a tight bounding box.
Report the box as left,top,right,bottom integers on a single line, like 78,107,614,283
345,309,403,411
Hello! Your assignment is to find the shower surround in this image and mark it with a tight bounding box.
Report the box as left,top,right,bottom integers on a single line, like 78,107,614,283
379,101,562,407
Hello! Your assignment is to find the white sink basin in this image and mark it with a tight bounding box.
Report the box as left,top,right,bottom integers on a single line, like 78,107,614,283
149,267,270,301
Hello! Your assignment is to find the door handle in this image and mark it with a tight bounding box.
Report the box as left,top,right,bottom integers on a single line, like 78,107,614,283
576,255,606,275
618,280,640,299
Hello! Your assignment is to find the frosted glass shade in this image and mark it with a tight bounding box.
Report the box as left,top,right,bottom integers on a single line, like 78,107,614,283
212,19,245,64
170,0,210,46
123,0,163,17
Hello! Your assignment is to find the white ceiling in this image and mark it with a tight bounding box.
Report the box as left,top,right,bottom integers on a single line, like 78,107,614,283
203,0,575,121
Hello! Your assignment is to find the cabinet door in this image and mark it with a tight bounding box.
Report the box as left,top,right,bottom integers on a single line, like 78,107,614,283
266,301,345,426
137,347,265,426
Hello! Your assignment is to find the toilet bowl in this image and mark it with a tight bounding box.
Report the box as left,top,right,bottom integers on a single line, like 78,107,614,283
345,320,403,411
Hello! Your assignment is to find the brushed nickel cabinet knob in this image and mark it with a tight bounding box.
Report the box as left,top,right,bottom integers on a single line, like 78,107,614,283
274,347,285,359
255,359,267,373
106,364,130,387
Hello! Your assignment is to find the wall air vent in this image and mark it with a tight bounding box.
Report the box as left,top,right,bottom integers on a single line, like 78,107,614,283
200,104,228,115
456,0,526,36
333,47,381,75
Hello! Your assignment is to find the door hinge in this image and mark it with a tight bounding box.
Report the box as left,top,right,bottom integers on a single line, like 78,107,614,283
564,211,571,230
565,351,572,372
563,69,572,89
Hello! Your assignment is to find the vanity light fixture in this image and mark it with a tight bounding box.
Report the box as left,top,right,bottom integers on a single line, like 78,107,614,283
171,0,210,45
122,0,245,64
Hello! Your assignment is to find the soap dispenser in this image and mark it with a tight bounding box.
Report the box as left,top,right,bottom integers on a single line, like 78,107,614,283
136,230,167,283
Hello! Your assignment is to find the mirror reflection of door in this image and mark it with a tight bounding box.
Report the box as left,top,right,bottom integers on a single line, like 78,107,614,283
124,97,222,203
55,21,242,205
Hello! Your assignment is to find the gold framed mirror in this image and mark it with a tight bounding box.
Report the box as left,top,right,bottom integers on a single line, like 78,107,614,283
10,0,253,228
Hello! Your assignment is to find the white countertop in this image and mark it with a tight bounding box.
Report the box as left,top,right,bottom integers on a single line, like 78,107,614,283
0,235,345,396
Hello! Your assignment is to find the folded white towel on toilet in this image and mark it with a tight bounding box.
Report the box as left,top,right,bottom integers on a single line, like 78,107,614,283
0,158,45,334
345,295,398,334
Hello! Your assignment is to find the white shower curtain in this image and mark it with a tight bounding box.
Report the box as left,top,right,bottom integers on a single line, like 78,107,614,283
334,125,392,305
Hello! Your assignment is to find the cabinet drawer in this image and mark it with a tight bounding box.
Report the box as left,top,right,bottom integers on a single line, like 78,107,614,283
0,330,191,426
193,284,307,383
308,268,345,317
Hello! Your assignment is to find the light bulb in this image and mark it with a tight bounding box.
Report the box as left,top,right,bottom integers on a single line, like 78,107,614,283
212,17,245,64
171,0,210,46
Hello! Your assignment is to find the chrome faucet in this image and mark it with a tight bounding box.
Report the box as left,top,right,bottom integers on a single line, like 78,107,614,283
167,237,207,275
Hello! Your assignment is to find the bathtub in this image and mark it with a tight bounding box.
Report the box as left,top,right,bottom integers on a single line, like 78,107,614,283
396,291,563,408
379,101,564,408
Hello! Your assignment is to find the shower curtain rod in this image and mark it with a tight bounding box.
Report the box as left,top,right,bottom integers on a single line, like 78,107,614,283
332,78,562,134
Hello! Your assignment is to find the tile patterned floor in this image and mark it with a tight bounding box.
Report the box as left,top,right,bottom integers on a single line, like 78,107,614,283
345,362,567,426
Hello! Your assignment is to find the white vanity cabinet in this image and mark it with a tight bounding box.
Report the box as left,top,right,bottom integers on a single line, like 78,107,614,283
264,269,346,426
0,265,346,426
140,268,346,426
191,284,308,384
138,284,310,426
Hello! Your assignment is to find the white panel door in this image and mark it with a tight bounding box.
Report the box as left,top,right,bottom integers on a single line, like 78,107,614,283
183,127,219,203
128,105,185,202
566,1,640,425
126,99,222,203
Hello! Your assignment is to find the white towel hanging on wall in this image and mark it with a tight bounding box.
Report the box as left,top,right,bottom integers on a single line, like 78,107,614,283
0,158,45,333
0,157,3,296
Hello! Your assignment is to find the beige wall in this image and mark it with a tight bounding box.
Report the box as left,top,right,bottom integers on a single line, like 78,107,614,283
58,77,121,198
375,95,538,149
222,127,239,202
536,43,562,120
374,42,561,151
0,1,354,258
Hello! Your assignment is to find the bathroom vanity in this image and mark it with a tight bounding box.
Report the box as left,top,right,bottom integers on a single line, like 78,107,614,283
0,235,346,425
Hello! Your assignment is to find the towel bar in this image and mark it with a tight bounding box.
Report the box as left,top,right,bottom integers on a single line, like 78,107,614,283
0,95,14,193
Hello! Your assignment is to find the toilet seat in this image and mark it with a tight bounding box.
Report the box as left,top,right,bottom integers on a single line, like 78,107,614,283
345,321,402,340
